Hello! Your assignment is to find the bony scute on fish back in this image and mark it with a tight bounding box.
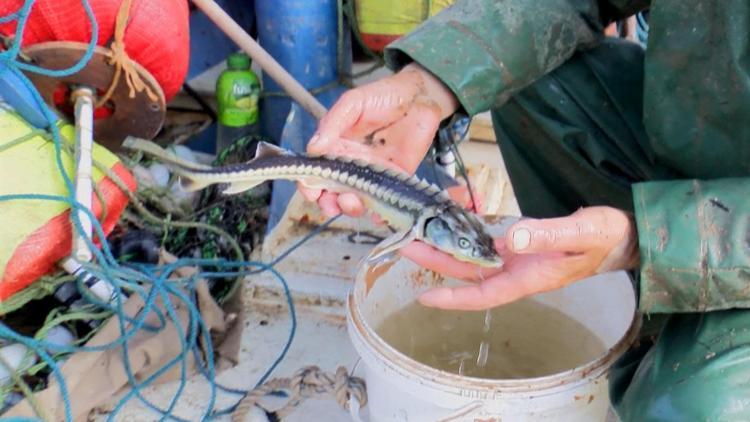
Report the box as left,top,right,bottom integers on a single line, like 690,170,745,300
123,137,503,268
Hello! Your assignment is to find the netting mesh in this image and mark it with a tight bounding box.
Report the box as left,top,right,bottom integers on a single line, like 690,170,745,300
0,0,190,100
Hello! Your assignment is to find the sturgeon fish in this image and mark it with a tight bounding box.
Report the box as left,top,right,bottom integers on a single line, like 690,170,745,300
124,138,502,268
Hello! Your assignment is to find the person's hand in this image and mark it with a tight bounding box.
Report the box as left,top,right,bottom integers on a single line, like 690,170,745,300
298,63,460,218
399,206,640,311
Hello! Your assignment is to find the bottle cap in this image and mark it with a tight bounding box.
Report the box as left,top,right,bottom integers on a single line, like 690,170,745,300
227,53,251,70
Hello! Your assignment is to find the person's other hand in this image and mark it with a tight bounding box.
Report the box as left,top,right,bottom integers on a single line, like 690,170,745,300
399,206,640,311
298,63,459,218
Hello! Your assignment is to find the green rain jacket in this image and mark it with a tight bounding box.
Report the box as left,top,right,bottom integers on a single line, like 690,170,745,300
384,0,750,315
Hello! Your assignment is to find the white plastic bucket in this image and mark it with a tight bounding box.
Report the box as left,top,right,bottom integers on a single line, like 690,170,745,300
347,216,641,421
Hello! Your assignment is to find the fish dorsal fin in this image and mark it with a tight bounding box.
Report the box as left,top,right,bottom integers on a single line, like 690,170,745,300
255,141,293,159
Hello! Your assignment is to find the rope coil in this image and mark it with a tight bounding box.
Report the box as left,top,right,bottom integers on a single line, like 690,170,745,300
231,365,367,422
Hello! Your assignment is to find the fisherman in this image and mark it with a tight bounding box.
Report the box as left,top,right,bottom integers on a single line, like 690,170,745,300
298,1,750,420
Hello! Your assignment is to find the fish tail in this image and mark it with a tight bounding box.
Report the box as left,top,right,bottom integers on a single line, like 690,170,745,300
123,136,215,192
122,137,211,170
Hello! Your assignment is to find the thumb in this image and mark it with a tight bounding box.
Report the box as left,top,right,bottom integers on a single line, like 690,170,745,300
308,90,364,154
506,209,613,254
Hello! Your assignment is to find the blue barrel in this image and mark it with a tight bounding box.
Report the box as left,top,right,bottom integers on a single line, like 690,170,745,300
255,0,350,144
256,0,351,231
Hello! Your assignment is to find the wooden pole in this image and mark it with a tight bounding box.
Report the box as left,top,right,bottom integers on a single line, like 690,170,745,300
71,87,95,262
191,0,329,120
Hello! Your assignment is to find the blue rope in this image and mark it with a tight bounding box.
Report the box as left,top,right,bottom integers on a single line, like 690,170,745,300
0,1,339,420
0,9,22,25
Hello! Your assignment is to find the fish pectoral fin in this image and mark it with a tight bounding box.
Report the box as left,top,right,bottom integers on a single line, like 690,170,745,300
179,176,211,192
365,229,416,265
221,180,264,195
298,177,332,191
363,250,400,274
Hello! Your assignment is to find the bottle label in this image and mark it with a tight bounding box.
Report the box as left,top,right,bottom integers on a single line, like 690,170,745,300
218,80,260,127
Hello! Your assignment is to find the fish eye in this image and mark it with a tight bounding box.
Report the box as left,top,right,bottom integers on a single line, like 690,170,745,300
458,237,470,249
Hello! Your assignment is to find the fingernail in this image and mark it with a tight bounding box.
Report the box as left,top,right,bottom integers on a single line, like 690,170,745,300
309,134,327,149
512,228,531,251
322,205,341,218
301,188,321,202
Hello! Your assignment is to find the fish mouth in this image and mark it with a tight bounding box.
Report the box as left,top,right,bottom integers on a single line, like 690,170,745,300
454,255,504,269
478,258,504,268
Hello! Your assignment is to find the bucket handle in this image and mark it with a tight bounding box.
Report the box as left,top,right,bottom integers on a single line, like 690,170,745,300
435,401,484,422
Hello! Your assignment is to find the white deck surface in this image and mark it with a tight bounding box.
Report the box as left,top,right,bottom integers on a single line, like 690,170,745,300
111,222,383,421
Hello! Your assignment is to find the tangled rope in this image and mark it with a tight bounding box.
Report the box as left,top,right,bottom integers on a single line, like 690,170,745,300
0,1,367,420
231,365,367,422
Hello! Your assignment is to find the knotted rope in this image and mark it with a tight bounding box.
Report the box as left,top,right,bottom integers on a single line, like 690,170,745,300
231,365,367,421
96,0,159,108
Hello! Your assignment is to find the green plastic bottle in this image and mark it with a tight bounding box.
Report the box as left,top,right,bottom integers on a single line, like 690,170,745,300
215,53,260,153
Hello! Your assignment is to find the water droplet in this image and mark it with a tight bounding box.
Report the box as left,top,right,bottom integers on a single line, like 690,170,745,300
477,341,490,368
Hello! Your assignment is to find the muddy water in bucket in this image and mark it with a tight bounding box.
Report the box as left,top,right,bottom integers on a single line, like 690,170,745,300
376,299,607,380
348,216,641,421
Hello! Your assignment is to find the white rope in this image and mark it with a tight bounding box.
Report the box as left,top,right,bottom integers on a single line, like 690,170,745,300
231,365,367,422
